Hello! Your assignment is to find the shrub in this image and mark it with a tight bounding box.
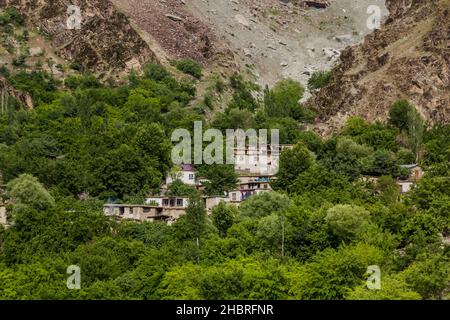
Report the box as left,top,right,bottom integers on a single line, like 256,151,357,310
64,74,101,90
173,59,202,79
0,7,24,26
69,62,82,71
12,55,27,67
388,100,414,131
307,70,332,91
143,64,170,81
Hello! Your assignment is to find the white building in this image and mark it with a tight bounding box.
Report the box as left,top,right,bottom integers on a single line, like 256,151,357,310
166,164,197,186
234,144,293,175
145,196,189,208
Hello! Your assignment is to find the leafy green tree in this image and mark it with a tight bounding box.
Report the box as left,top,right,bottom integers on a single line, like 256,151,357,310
375,176,401,205
166,180,198,197
388,100,413,131
346,274,421,300
185,195,208,260
6,174,55,211
257,213,292,257
287,243,385,300
69,237,145,286
264,79,311,121
331,137,373,179
143,64,170,81
228,73,259,112
98,144,162,199
274,143,315,191
407,106,424,162
239,191,291,218
325,204,371,242
198,165,238,196
402,253,450,299
211,201,238,238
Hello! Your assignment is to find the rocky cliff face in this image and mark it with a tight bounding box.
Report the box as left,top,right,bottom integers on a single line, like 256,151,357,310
308,0,450,136
0,0,158,77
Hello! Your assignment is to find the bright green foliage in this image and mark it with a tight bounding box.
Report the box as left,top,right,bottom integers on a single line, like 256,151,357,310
173,59,202,79
274,143,315,191
0,64,448,300
197,165,238,196
211,201,238,238
264,79,308,120
307,70,332,91
239,192,291,218
166,180,198,197
389,100,413,131
7,174,55,210
288,244,385,299
325,205,371,242
346,274,421,300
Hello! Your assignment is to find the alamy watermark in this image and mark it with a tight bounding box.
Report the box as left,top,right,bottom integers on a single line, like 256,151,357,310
367,5,382,30
171,122,280,175
67,265,81,290
366,265,381,290
67,5,82,30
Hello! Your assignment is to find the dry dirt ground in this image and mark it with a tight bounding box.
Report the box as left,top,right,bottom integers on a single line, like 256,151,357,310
112,0,388,92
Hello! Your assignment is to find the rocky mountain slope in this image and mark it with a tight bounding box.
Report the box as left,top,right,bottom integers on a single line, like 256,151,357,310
0,0,157,78
111,0,387,87
308,0,450,136
1,0,448,135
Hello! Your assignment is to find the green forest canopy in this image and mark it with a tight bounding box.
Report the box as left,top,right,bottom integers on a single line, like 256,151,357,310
0,65,449,300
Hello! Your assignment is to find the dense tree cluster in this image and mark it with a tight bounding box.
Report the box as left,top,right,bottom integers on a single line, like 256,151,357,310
0,65,448,300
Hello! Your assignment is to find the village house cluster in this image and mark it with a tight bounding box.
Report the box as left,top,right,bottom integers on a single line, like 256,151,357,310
103,144,294,223
0,148,425,227
102,144,425,224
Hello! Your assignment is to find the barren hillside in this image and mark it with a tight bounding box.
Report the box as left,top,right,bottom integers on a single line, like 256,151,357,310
308,0,450,136
0,0,157,78
112,0,388,88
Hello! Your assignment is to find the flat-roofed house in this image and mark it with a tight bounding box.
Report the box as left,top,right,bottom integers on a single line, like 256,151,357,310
166,164,197,186
103,204,174,222
234,144,293,175
145,196,189,208
227,176,273,203
104,195,190,223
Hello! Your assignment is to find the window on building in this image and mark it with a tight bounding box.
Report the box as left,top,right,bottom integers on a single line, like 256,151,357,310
143,207,150,213
176,199,183,207
232,193,236,201
170,199,175,207
189,174,194,180
162,199,169,206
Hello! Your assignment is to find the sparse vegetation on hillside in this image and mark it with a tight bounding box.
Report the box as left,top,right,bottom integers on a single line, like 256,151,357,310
173,58,202,79
307,70,332,91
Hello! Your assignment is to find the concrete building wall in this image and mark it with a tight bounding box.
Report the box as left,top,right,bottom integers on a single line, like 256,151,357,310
166,171,196,185
204,197,230,213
